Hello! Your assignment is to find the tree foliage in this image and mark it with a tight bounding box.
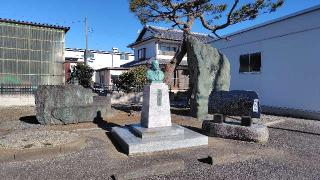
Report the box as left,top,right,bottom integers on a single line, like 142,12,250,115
114,66,148,93
130,0,284,36
129,0,284,83
70,63,94,88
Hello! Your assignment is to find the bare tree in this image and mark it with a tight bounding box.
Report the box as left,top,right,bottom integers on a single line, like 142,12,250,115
129,0,284,84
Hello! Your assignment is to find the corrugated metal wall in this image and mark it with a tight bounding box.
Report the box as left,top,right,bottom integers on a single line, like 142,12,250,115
0,22,65,85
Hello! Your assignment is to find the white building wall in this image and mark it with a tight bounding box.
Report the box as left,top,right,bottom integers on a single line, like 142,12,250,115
211,8,320,112
88,53,112,70
133,39,157,60
65,49,134,82
156,42,188,61
64,50,84,62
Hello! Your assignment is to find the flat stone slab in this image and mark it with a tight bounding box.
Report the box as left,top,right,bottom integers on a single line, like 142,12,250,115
202,120,269,143
111,125,208,155
129,124,184,139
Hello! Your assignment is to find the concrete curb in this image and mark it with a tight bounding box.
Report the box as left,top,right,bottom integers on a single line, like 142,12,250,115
0,137,87,162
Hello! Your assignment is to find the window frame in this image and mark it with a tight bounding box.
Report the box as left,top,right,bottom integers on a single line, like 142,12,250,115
158,44,178,55
239,52,262,74
137,48,146,60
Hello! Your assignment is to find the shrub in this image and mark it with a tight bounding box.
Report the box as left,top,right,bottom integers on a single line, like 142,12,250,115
70,63,94,88
114,66,147,93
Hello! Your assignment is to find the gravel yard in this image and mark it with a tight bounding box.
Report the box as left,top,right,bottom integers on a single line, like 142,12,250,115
0,105,319,179
0,130,79,149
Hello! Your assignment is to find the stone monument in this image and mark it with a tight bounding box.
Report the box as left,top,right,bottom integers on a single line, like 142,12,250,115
141,60,171,128
111,60,208,155
187,36,231,119
35,85,111,125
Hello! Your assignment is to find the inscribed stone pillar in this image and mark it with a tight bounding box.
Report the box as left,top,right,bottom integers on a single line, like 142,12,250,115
141,83,171,128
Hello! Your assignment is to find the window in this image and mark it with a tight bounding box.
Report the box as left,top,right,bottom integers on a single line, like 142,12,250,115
120,54,125,60
138,48,146,60
120,53,130,60
159,45,177,55
239,52,261,73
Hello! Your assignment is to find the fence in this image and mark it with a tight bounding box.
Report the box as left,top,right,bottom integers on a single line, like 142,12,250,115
0,84,38,95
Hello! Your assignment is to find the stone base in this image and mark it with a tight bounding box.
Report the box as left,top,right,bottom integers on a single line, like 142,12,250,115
202,120,269,143
111,124,208,155
129,124,184,139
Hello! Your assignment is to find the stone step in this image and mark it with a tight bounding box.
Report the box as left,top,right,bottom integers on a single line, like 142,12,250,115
128,124,184,140
111,126,208,155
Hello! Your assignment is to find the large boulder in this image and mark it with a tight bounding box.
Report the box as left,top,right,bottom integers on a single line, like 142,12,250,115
35,85,111,125
187,36,230,118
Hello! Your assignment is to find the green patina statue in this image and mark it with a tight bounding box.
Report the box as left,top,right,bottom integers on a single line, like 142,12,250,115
147,60,164,83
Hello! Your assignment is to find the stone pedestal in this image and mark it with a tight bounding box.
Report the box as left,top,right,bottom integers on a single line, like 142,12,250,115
111,82,208,155
202,120,269,143
141,83,171,128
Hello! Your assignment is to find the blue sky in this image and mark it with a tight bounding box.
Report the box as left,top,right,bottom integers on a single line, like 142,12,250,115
0,0,319,52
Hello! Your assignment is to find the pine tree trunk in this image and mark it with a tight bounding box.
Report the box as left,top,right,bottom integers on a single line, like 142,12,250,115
163,38,188,85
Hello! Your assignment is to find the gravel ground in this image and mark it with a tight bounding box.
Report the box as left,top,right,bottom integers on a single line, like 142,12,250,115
0,106,35,122
0,106,319,179
0,130,79,149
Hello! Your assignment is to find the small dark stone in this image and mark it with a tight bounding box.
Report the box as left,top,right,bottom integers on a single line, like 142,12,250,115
198,156,213,165
241,116,252,126
213,114,224,123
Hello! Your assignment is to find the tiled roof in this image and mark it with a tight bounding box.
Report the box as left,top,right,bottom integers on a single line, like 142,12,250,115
0,18,70,32
128,25,215,47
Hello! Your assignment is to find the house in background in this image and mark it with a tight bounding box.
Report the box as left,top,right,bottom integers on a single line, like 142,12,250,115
0,18,69,86
211,5,320,120
64,47,134,85
122,25,214,91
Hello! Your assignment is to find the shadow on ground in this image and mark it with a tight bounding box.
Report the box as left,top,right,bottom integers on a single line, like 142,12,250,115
93,111,120,131
170,108,190,117
19,115,39,124
269,126,320,136
93,111,126,154
181,125,204,135
112,104,141,115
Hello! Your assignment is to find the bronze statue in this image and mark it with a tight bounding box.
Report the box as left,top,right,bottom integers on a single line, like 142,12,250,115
147,60,164,83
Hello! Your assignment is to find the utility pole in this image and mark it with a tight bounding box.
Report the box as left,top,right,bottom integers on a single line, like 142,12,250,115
84,17,88,65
